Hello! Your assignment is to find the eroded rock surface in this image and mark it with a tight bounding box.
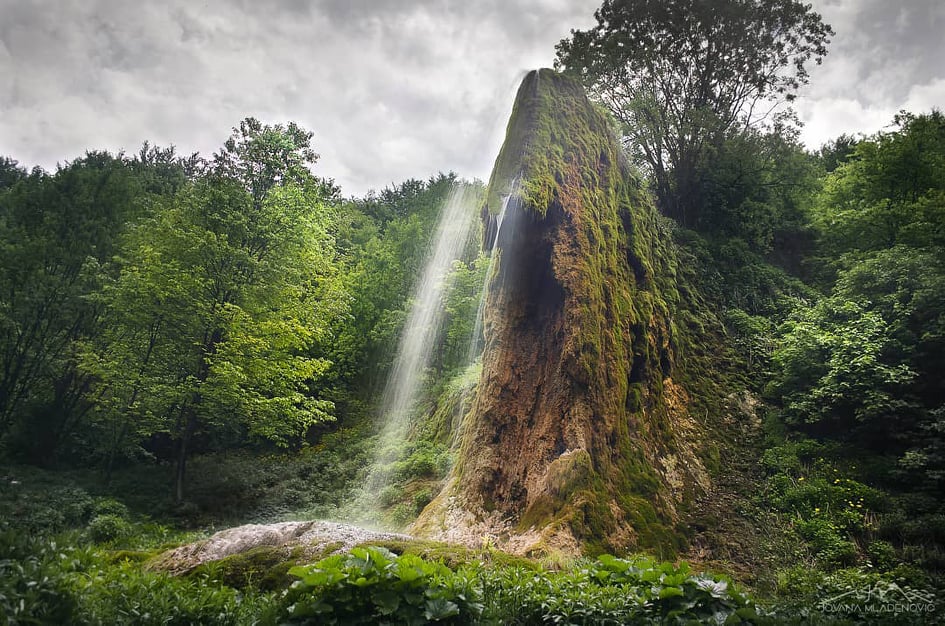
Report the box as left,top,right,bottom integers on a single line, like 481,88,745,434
413,69,710,556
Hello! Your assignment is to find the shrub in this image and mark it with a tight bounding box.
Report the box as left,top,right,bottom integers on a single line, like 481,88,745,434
0,478,97,534
0,530,277,625
88,514,132,543
867,540,898,571
72,559,277,625
795,517,857,567
763,439,889,569
92,497,130,519
390,441,452,482
0,532,79,624
413,487,434,513
282,546,482,624
482,554,758,624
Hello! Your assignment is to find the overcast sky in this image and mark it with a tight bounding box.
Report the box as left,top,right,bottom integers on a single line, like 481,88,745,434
1,0,943,197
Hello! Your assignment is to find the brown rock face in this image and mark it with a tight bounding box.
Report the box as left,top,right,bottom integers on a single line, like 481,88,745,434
413,69,708,556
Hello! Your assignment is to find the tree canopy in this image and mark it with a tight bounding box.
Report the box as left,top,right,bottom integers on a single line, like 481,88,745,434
556,0,832,226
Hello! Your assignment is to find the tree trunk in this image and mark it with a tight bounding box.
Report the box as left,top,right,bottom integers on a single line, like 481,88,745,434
175,408,197,504
104,421,129,486
174,326,221,503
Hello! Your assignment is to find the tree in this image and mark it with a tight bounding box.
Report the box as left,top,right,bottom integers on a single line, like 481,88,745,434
815,133,858,173
771,110,945,480
0,152,177,460
555,0,832,226
815,111,945,258
697,125,818,257
320,174,462,405
211,117,329,209
0,157,27,190
768,298,917,443
83,120,342,500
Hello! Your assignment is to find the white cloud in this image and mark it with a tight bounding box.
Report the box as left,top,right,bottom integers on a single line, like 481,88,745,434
797,98,895,148
903,78,945,114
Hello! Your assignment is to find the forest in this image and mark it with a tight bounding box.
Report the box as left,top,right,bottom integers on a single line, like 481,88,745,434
2,0,944,624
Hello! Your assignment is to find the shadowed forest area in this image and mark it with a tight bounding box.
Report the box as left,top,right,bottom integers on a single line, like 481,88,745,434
2,1,944,624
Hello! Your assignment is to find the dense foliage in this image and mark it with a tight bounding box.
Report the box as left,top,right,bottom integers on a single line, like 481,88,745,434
556,0,832,226
282,548,757,625
2,0,944,622
0,122,472,505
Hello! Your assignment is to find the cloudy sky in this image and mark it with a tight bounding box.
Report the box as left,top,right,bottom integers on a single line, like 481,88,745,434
1,0,943,196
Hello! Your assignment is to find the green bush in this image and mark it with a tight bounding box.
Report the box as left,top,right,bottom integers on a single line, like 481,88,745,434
482,554,757,624
378,484,405,508
795,517,857,567
390,441,452,482
0,476,97,534
72,559,276,625
88,513,132,543
282,546,482,624
763,439,889,569
0,530,277,626
767,566,942,623
92,497,130,519
413,487,434,513
0,532,79,624
867,540,898,571
283,549,757,625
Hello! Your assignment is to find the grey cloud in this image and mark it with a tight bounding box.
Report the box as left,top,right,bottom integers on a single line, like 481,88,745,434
808,0,945,104
794,0,945,147
0,0,939,195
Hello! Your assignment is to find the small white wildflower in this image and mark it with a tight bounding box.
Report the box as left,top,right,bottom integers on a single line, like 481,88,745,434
695,577,728,598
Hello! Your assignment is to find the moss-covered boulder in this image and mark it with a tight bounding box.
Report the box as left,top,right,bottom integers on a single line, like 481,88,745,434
413,69,710,556
148,521,411,577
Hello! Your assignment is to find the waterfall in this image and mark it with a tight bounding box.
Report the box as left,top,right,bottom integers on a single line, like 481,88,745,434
467,195,509,363
362,183,479,514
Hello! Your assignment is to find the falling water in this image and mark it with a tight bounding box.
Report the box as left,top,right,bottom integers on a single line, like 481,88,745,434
362,183,479,513
357,74,523,523
467,195,510,362
379,183,479,431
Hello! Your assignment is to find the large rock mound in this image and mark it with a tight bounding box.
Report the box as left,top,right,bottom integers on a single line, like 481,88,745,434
414,69,710,556
149,521,411,575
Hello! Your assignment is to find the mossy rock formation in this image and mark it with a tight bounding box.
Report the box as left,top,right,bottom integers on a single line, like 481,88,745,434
413,69,709,556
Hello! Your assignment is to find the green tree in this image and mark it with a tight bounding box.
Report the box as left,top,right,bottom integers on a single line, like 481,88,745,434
0,152,180,460
440,255,488,372
815,133,858,173
83,120,342,500
556,0,832,226
768,298,917,443
814,111,945,259
697,126,819,261
767,111,945,508
0,157,27,190
320,175,463,409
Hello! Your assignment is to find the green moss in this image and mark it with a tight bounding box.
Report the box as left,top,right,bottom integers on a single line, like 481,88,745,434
519,451,597,533
186,544,321,591
105,550,155,565
703,443,723,477
485,69,623,218
485,70,689,549
451,68,738,557
418,363,480,445
569,490,619,556
358,538,539,571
